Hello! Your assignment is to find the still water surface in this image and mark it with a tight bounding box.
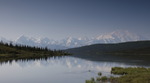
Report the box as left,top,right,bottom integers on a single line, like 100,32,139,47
0,56,148,83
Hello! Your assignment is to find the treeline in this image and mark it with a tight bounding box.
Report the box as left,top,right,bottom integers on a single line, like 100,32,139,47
0,41,70,62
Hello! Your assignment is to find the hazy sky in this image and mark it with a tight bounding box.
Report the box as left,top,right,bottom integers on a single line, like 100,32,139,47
0,0,150,40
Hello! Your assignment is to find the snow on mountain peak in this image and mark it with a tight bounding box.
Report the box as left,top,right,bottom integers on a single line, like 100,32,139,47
110,30,141,42
78,37,82,40
67,37,72,43
96,34,114,40
93,30,148,43
0,30,149,49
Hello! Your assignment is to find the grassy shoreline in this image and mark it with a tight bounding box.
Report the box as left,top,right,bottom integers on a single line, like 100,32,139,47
86,67,150,83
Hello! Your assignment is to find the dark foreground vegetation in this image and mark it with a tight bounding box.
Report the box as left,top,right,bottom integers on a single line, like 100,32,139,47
86,67,150,83
0,41,70,62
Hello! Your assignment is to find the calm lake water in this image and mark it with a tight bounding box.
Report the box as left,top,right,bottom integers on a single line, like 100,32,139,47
0,56,149,83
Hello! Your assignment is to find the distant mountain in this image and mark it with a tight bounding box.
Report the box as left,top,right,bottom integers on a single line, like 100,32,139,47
16,35,37,46
0,30,149,49
15,35,67,50
93,30,146,43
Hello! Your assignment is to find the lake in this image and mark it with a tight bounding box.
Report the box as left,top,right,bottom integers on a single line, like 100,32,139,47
0,56,149,83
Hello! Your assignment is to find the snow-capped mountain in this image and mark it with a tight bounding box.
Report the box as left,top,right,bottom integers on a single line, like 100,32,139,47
94,30,146,43
0,30,149,49
15,35,67,49
16,35,37,46
60,37,90,47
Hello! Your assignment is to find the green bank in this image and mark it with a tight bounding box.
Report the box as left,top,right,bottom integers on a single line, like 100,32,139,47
0,41,70,62
86,67,150,83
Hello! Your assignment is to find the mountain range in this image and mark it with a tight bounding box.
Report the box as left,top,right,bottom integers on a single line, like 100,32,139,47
0,30,149,49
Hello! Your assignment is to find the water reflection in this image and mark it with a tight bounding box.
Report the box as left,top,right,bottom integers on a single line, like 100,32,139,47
0,56,149,83
1,56,141,74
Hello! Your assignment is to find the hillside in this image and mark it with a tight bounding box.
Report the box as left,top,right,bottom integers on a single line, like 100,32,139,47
0,41,69,62
67,40,150,54
66,41,150,63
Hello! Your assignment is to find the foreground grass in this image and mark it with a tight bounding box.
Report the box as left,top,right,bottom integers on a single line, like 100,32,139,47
110,67,150,83
86,67,150,83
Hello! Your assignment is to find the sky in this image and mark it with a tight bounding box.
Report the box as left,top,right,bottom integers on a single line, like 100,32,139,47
0,0,150,40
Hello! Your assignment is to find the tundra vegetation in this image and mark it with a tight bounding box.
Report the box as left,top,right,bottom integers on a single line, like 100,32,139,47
86,67,150,83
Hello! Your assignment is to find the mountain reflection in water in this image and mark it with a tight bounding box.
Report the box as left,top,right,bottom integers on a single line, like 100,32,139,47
0,56,148,83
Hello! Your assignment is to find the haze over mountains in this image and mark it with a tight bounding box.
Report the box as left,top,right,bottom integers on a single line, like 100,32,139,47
0,30,149,49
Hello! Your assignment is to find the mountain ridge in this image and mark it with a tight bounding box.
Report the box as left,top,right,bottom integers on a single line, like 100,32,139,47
0,30,149,49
